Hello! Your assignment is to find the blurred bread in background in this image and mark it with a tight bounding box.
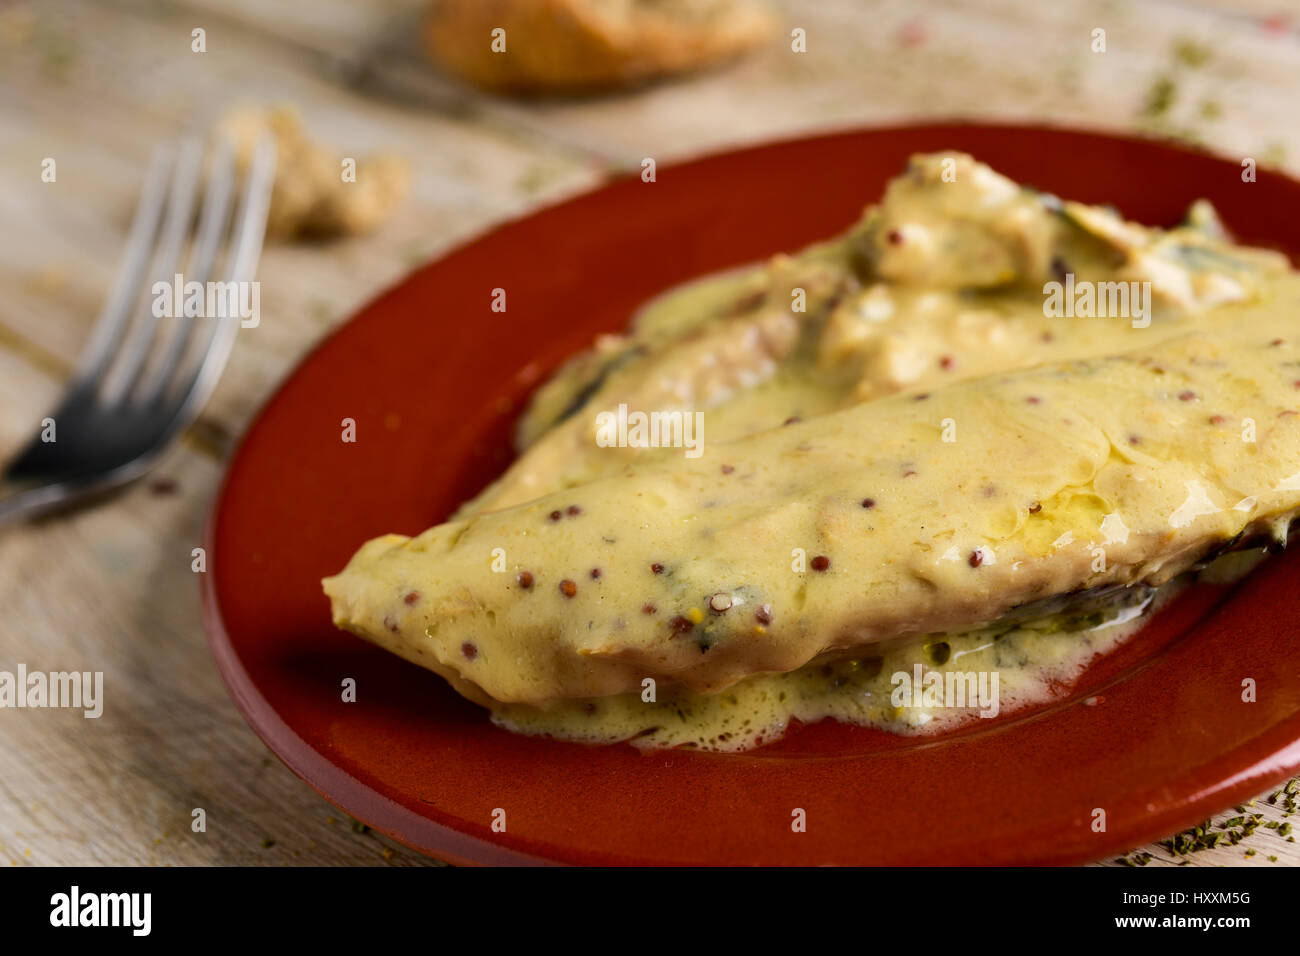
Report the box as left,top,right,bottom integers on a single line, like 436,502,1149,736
424,0,780,96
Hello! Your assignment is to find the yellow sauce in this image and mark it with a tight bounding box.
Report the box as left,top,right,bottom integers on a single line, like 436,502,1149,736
324,153,1300,751
492,581,1174,751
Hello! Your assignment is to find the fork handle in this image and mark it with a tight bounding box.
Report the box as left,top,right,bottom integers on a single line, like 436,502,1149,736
0,479,85,527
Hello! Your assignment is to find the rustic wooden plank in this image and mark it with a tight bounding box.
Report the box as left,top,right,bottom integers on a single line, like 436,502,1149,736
0,346,437,865
493,0,1300,173
0,0,605,453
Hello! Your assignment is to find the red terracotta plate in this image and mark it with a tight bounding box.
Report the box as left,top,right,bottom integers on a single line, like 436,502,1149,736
203,124,1300,865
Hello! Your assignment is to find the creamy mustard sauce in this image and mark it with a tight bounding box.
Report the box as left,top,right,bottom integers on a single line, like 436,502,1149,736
491,581,1173,750
324,153,1300,751
459,154,1286,516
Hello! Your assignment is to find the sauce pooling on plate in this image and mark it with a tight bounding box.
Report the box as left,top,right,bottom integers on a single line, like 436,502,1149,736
324,153,1300,751
492,582,1184,751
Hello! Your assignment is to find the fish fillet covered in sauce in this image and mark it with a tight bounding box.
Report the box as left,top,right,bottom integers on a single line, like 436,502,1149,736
324,153,1300,750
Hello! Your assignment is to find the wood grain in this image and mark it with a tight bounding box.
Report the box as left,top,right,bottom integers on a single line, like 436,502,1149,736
0,0,1297,866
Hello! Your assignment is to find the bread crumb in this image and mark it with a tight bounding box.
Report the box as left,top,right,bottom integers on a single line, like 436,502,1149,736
220,106,409,240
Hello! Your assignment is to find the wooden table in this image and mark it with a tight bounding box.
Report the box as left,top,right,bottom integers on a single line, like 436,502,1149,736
1,0,1297,866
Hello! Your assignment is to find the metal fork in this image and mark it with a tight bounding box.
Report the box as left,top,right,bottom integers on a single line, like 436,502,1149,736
0,135,276,524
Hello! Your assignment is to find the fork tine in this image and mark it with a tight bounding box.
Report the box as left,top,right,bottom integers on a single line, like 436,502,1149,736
230,135,277,282
167,134,276,419
102,138,205,405
139,138,236,405
72,145,173,389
